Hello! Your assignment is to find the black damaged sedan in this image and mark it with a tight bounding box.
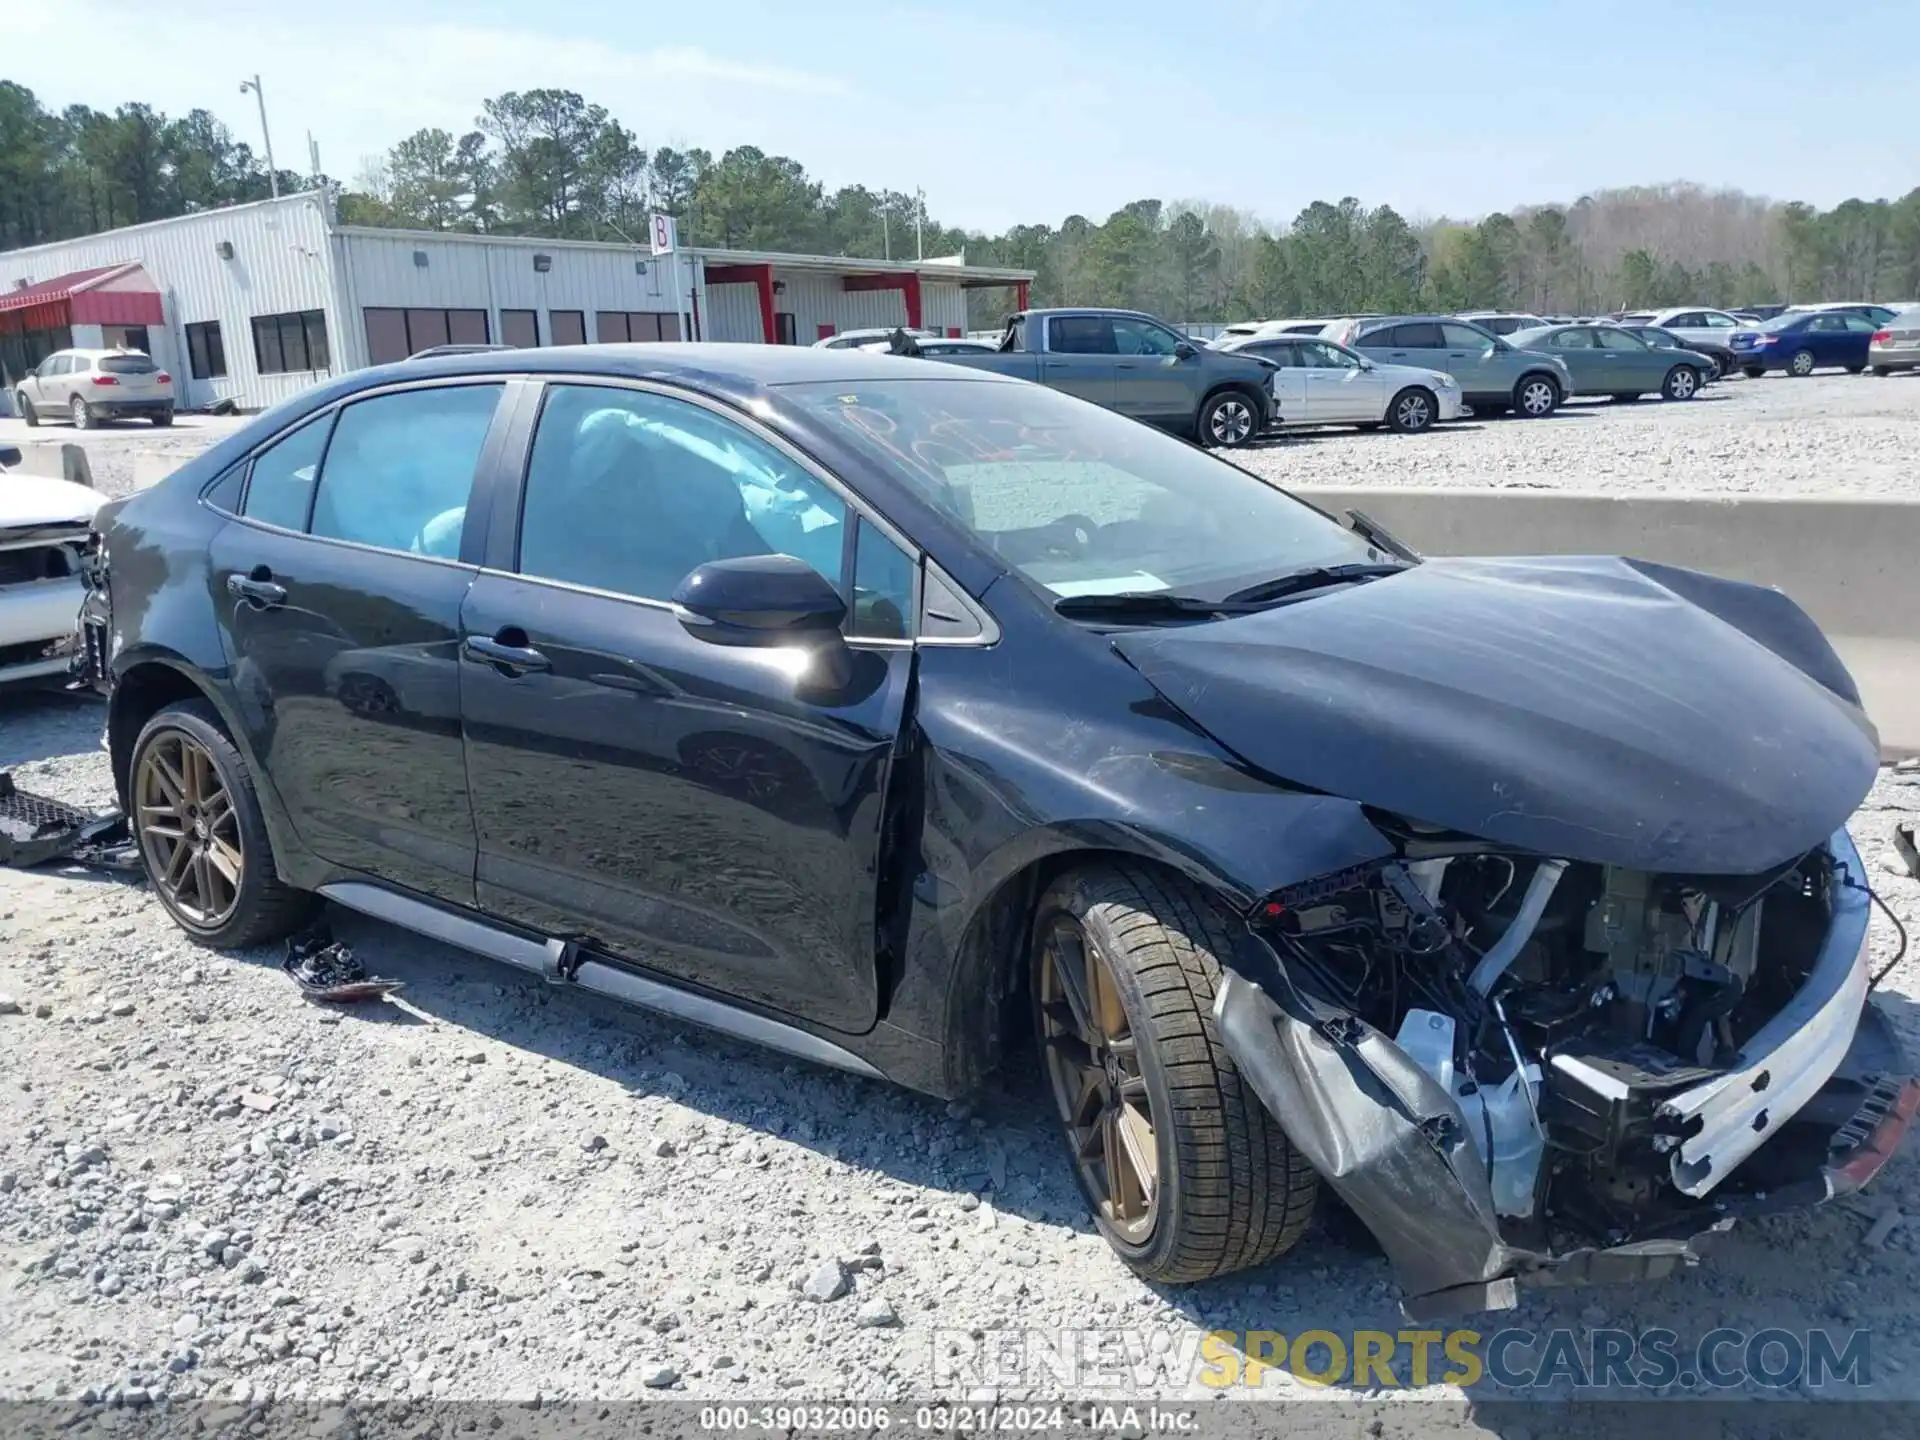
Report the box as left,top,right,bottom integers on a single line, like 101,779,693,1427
77,344,1916,1316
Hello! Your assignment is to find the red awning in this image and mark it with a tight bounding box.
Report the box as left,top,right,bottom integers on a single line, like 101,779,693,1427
0,262,164,329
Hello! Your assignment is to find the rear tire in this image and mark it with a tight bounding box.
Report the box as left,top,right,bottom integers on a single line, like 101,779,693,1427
1789,348,1816,377
1513,373,1561,418
1386,386,1436,433
1871,366,1892,377
129,700,316,949
1845,364,1866,375
1661,364,1700,401
1198,390,1259,448
16,392,37,427
69,394,94,429
1032,864,1317,1284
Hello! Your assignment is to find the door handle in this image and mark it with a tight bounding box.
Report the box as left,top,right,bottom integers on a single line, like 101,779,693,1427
464,632,551,674
225,571,287,608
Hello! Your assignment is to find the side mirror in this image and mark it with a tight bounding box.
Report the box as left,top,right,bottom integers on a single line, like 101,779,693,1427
672,553,847,649
0,444,20,469
1489,340,1511,354
1173,341,1197,359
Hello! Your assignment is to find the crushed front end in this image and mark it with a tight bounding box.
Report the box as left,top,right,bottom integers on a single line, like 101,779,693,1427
1213,829,1917,1318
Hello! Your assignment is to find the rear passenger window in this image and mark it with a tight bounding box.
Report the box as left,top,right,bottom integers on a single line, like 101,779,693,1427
1048,316,1116,354
1392,323,1446,348
242,414,334,531
309,384,501,557
1440,323,1491,349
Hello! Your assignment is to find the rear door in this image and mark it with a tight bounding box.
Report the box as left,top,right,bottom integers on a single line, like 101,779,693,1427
458,379,914,1033
1041,315,1118,407
1835,313,1878,365
206,378,510,905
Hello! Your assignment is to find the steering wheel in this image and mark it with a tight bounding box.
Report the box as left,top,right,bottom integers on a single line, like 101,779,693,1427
1034,513,1098,559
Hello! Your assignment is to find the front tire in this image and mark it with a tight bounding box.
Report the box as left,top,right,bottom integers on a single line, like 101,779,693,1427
1789,348,1816,377
129,700,315,948
1032,864,1317,1284
1387,386,1436,433
69,394,94,429
16,392,38,427
1662,365,1700,401
1198,390,1258,448
1513,373,1561,418
1743,365,1767,379
1871,366,1892,377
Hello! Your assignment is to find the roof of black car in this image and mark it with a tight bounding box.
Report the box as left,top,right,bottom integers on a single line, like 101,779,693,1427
364,341,1018,397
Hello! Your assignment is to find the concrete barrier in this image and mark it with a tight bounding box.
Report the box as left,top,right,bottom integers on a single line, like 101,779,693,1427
9,441,94,489
1291,486,1920,758
129,451,181,490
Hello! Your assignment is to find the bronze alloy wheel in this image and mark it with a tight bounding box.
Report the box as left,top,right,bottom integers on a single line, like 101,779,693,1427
135,729,244,928
1036,912,1160,1242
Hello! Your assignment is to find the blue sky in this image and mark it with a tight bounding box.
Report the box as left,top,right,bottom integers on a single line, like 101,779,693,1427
14,0,1918,232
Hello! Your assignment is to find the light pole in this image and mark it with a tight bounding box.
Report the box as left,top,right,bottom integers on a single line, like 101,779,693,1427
239,75,278,198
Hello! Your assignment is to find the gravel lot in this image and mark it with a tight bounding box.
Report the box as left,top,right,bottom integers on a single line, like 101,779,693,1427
1234,371,1920,497
3,377,1920,1427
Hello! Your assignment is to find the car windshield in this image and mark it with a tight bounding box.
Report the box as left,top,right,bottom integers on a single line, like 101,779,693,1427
781,377,1375,603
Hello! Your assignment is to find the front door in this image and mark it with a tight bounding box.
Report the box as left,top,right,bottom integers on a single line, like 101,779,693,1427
1438,322,1499,397
1039,315,1117,408
22,354,70,414
1298,338,1382,421
1241,340,1309,421
1109,315,1196,421
459,380,913,1033
207,380,506,905
1545,327,1606,390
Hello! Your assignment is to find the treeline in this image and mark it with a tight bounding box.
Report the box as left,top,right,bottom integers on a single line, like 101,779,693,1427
5,81,1919,324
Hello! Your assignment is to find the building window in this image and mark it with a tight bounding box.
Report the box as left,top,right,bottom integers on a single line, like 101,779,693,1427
594,311,679,343
549,310,586,346
186,321,227,380
252,310,330,375
501,310,539,348
363,307,490,365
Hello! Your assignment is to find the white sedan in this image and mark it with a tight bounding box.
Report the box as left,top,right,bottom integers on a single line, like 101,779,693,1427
1220,334,1464,432
0,450,102,684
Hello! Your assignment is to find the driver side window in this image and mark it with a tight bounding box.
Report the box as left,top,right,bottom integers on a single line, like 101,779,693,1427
1300,341,1358,370
1110,318,1181,356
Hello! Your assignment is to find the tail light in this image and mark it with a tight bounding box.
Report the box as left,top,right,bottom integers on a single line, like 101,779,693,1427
155,371,171,384
1872,330,1892,344
90,375,119,386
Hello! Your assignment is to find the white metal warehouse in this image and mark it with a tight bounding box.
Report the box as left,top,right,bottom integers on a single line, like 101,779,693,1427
0,190,1033,412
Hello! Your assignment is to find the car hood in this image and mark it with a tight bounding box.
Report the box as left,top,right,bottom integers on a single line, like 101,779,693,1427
0,473,103,530
1112,555,1878,874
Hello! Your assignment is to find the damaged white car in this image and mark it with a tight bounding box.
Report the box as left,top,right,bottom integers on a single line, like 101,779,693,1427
0,445,101,685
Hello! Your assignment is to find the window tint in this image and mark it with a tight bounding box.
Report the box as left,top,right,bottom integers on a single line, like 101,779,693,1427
1595,328,1646,352
242,414,333,531
1049,316,1115,354
186,322,227,380
1242,341,1299,365
1390,322,1446,349
850,518,915,640
1638,328,1678,347
1552,329,1595,349
1354,326,1398,349
1702,312,1738,329
1841,314,1878,333
1110,318,1181,356
517,385,847,603
1299,341,1359,369
1809,314,1846,332
252,310,330,375
309,385,502,556
501,309,540,348
1665,312,1705,329
1440,322,1492,349
100,354,159,374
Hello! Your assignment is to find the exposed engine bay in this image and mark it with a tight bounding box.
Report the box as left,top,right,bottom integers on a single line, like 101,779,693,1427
1253,837,1843,1249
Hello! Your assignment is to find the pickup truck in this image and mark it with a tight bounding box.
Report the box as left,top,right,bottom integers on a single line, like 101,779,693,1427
930,308,1279,447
